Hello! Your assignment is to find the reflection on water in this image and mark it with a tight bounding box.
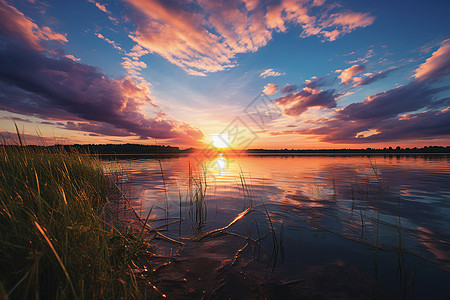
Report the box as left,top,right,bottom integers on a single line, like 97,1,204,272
105,154,450,298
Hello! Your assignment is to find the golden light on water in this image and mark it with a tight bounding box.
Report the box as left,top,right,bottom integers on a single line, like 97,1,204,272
216,154,226,171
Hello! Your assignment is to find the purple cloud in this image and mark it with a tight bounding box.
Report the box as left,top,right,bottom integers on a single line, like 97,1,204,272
280,84,298,94
0,43,203,144
337,81,447,121
353,67,398,86
271,40,450,143
275,87,338,117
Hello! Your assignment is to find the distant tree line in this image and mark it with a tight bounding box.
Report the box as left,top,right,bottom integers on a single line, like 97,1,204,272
246,146,450,154
1,143,191,155
2,144,449,154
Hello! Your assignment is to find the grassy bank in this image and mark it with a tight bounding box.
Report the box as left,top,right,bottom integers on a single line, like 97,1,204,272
0,144,142,299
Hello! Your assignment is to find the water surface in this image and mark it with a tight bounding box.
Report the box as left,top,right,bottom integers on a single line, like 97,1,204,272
105,154,450,299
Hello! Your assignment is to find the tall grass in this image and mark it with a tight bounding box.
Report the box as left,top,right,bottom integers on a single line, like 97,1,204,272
0,143,141,299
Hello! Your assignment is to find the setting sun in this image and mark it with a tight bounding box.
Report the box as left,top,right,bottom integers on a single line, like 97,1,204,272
212,134,230,148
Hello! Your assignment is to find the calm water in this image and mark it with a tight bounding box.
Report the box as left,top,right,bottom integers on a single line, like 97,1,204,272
105,154,450,299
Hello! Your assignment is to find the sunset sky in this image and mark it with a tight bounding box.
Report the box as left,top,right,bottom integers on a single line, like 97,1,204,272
1,0,450,149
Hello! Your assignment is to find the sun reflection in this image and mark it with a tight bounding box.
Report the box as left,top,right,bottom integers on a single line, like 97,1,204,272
216,154,226,171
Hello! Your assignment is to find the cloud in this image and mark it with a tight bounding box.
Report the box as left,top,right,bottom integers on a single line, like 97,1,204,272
303,76,333,89
94,33,123,51
121,57,147,75
263,83,278,96
0,42,203,144
280,84,298,94
94,32,151,83
64,54,81,62
123,0,374,75
275,87,338,117
89,0,107,13
298,107,450,143
125,0,242,76
260,69,285,78
273,82,449,143
0,0,67,51
326,12,375,41
126,44,149,58
0,130,60,145
337,81,447,121
271,40,450,143
88,0,117,23
366,108,450,141
414,39,450,82
346,48,375,64
266,1,375,42
312,0,326,6
353,67,397,86
338,64,365,85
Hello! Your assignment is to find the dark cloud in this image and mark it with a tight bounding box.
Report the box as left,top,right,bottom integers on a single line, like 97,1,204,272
0,43,203,144
275,87,338,117
272,82,450,143
0,115,31,122
0,130,55,145
353,67,397,86
280,84,297,94
303,76,335,89
363,109,450,141
296,108,450,143
337,81,448,121
0,0,203,145
271,40,450,143
63,121,131,137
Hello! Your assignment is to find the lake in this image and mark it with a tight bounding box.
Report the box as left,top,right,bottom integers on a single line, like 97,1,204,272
105,154,450,299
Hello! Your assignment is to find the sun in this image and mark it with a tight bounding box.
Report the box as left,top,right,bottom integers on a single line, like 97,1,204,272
212,134,230,148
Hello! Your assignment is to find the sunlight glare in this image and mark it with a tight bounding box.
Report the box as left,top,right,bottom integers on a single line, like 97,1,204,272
212,134,230,148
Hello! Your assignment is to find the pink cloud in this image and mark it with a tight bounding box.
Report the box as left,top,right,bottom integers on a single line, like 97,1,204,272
312,0,326,6
263,83,278,96
414,39,450,81
125,0,236,76
88,0,117,23
338,64,365,85
0,0,67,51
96,3,107,12
123,0,375,76
243,0,258,11
126,45,149,58
94,33,123,51
123,44,150,83
260,69,285,78
353,67,397,86
64,54,81,62
326,11,375,40
265,1,375,42
198,0,272,53
266,2,286,31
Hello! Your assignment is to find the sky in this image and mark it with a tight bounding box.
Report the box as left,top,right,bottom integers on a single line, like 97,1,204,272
0,0,450,149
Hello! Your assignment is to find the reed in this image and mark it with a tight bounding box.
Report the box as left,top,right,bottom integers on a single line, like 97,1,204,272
0,137,141,298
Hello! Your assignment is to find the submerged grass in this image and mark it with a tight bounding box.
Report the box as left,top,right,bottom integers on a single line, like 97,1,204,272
0,142,142,299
